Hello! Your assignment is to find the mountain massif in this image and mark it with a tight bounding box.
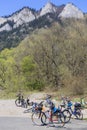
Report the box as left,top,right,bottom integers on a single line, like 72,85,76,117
0,2,87,94
0,2,86,50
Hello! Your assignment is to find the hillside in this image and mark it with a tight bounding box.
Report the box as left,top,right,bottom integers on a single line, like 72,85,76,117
0,2,87,96
0,18,87,96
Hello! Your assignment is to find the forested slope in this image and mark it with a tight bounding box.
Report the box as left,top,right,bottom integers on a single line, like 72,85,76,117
0,19,87,95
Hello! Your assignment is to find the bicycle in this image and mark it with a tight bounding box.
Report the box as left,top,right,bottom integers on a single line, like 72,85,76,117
41,104,65,127
60,96,83,122
60,104,71,123
40,95,65,127
24,102,38,113
15,93,27,107
31,101,46,126
31,94,71,126
66,101,83,120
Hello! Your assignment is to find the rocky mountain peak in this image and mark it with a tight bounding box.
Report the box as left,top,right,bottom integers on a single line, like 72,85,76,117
7,7,36,28
0,2,85,32
0,2,86,51
40,2,57,16
58,3,84,19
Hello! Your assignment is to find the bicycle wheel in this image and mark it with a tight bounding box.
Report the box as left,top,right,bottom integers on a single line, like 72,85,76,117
52,112,65,127
15,99,22,107
75,109,83,120
31,111,44,126
41,112,49,125
62,109,71,123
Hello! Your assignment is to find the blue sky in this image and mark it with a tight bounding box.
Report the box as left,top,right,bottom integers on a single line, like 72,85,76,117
0,0,87,17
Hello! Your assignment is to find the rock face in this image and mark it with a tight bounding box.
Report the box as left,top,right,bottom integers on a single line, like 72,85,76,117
40,2,57,16
8,7,36,28
0,23,12,32
0,7,36,31
58,3,84,19
0,17,7,25
0,2,84,32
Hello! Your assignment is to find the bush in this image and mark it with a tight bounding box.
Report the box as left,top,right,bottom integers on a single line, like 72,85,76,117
26,80,44,91
71,77,85,95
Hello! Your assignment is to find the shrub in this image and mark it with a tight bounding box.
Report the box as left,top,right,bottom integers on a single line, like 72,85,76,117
71,77,85,95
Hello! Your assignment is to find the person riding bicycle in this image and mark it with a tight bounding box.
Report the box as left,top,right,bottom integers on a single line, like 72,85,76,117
45,95,55,109
44,94,59,123
61,96,67,108
66,97,73,108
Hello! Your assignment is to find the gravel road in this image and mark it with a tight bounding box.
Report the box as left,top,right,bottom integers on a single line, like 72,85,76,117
0,92,47,117
0,91,87,118
0,98,87,130
0,99,30,117
0,99,87,118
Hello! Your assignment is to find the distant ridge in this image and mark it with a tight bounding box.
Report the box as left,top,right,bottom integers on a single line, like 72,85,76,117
0,2,84,32
0,2,85,51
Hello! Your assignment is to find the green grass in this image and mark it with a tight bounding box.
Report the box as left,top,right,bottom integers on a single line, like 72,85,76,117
0,87,87,102
0,91,16,99
83,118,87,121
0,89,43,99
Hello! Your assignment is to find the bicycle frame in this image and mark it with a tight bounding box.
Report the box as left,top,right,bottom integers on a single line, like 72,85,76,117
67,106,81,117
42,106,65,127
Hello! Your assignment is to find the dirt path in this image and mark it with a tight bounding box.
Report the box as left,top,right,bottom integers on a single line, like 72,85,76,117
0,92,46,117
0,92,87,118
0,100,29,117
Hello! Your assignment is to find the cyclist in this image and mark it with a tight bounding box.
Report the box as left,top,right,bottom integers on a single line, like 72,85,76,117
44,94,58,123
61,96,67,107
66,97,73,108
